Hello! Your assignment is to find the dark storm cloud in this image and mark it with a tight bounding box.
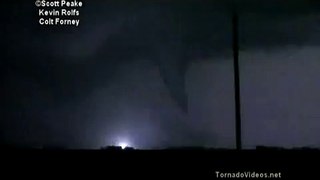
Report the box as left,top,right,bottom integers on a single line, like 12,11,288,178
240,13,320,50
2,1,233,148
2,0,320,148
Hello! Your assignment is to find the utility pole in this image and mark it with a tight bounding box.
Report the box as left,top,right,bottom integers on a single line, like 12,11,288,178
232,8,242,150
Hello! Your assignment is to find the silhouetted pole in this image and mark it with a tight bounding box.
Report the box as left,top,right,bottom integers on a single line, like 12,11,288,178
232,10,242,150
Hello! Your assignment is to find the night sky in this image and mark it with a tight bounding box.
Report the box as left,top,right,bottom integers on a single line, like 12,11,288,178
1,1,320,149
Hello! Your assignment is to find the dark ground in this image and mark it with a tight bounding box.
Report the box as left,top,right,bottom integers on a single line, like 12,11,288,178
1,145,319,179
